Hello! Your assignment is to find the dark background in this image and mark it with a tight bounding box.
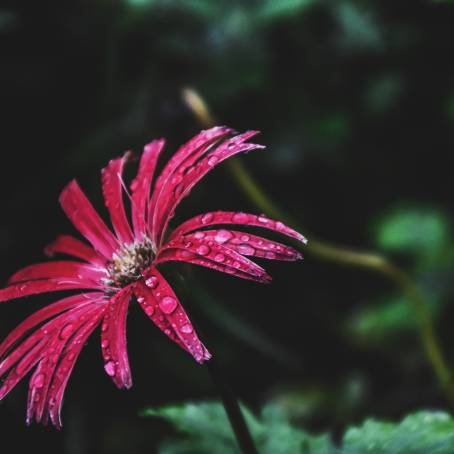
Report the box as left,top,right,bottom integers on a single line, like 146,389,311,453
1,0,454,452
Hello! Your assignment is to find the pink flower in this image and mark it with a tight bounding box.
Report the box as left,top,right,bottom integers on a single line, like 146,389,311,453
0,127,306,427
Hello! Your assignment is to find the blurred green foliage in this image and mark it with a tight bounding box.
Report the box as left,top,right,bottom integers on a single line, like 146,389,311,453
347,207,454,346
143,401,454,453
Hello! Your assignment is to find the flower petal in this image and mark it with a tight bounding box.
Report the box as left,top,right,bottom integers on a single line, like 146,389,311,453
26,304,103,425
0,293,104,359
46,306,105,428
0,279,102,304
170,211,307,244
9,261,105,285
45,235,105,265
59,180,118,259
130,139,165,239
100,286,132,389
0,303,102,406
134,271,211,363
101,152,134,245
183,229,303,261
157,237,272,284
149,126,234,244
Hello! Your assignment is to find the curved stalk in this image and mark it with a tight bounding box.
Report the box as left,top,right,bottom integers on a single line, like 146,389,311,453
182,87,454,406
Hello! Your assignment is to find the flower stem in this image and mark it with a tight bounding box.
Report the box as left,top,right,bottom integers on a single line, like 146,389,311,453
183,87,454,407
206,359,259,454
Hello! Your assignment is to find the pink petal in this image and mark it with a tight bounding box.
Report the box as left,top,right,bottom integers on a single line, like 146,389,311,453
134,271,211,363
45,235,105,266
157,250,269,283
0,293,104,359
100,286,132,389
0,338,48,401
170,210,307,244
0,279,102,304
149,126,234,244
157,236,272,283
46,306,105,428
101,152,134,245
130,139,165,239
26,304,103,425
183,229,303,261
0,303,102,406
9,261,105,285
59,180,118,259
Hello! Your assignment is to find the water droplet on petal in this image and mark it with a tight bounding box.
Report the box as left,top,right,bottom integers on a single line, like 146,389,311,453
180,324,193,334
33,373,45,388
104,361,116,377
214,229,233,244
137,296,145,304
196,245,211,256
145,276,158,289
258,215,269,223
101,322,108,332
130,179,139,191
160,296,177,314
238,245,255,255
232,212,248,223
59,323,74,340
145,306,154,316
214,253,225,262
194,231,205,239
101,339,109,349
207,155,219,166
201,213,214,224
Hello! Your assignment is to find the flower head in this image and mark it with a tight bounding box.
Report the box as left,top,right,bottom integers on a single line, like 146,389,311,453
0,127,306,427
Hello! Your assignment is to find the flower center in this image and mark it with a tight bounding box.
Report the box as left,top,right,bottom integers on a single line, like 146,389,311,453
104,237,155,288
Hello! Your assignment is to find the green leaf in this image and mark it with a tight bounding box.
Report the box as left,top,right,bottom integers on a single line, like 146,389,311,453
342,411,454,454
373,207,451,261
142,401,335,453
256,0,318,23
346,294,440,346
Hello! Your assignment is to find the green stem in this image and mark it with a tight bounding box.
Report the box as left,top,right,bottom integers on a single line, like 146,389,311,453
183,88,454,407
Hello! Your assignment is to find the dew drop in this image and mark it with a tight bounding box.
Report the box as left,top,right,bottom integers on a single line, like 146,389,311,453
164,329,171,335
101,322,108,332
196,244,211,256
59,323,74,340
137,296,145,304
214,253,225,262
180,324,193,334
145,276,158,289
101,339,109,349
145,306,154,316
33,373,45,388
238,245,255,255
214,229,233,244
207,155,219,166
104,361,116,377
194,231,205,239
130,179,139,191
201,213,214,224
232,212,248,223
160,296,177,314
258,215,269,223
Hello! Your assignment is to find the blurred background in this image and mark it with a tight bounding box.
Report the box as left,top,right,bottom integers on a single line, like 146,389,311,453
2,0,454,452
